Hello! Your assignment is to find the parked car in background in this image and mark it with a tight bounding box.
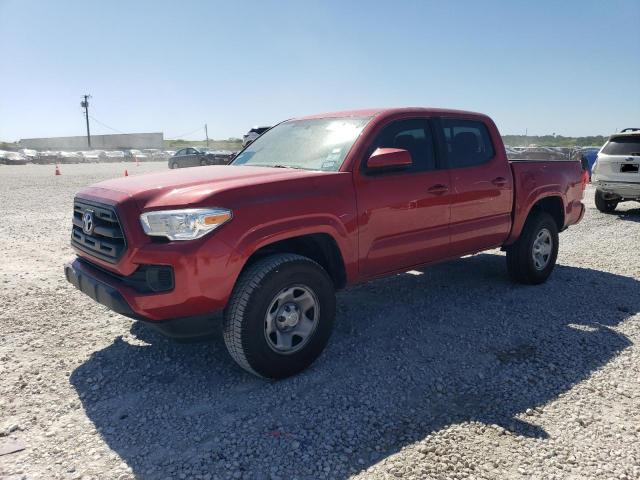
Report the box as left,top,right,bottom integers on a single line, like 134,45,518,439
517,147,566,160
36,151,61,164
504,146,522,159
1,151,29,165
104,151,126,162
124,149,149,162
549,147,571,158
81,150,107,162
168,147,231,169
66,107,586,378
59,151,83,163
242,126,271,147
591,128,640,212
142,149,162,160
204,149,235,164
18,148,38,161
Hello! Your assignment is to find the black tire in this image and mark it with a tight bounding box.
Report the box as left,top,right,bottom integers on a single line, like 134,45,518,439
595,189,618,213
200,158,208,166
170,161,178,169
506,211,559,285
223,253,336,378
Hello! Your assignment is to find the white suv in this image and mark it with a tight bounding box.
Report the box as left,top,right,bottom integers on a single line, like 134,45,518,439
242,126,271,147
591,128,640,212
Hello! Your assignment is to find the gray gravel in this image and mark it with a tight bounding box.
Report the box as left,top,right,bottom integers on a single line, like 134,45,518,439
1,162,639,480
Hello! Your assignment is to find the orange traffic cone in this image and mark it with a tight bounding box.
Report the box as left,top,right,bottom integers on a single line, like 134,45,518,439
124,169,129,177
55,164,61,176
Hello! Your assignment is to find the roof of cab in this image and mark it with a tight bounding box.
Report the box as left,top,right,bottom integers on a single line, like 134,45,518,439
296,107,488,120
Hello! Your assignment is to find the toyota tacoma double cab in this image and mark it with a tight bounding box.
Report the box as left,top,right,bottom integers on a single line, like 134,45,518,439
65,108,585,378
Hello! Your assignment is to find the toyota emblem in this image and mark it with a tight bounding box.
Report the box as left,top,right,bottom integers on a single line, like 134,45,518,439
82,210,95,235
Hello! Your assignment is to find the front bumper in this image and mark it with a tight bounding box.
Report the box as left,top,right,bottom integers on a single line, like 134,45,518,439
592,180,640,199
64,259,221,338
65,258,139,319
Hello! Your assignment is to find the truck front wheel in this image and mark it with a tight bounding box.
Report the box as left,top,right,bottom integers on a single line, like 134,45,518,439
595,189,619,213
223,253,336,378
506,211,559,285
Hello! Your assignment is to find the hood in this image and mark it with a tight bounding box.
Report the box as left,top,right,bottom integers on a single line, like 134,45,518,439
79,165,334,209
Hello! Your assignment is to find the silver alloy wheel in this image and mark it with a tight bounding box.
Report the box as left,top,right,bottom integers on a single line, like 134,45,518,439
532,228,553,270
264,284,319,354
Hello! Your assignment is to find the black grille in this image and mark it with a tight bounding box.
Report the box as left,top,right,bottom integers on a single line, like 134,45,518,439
71,199,126,263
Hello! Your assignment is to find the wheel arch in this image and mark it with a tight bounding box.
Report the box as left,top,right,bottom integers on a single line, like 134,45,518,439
505,193,566,246
529,196,565,231
238,232,348,290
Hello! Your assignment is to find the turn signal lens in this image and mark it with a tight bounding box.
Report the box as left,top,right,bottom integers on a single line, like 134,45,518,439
203,212,232,225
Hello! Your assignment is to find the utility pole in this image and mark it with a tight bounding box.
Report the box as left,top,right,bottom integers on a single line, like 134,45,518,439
205,123,209,148
81,95,91,148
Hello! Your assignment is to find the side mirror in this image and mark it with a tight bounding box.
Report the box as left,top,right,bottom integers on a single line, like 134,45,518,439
367,148,412,170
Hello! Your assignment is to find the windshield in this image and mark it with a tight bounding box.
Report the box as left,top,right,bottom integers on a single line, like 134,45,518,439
232,116,372,171
602,136,640,156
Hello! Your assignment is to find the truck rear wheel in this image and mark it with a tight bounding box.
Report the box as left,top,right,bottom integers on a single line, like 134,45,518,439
595,189,619,213
506,211,559,285
223,253,336,378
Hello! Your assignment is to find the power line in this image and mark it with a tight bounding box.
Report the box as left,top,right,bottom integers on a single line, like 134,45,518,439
166,126,204,139
88,115,126,134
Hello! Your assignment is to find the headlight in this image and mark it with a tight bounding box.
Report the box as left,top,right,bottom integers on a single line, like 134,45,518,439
140,208,232,241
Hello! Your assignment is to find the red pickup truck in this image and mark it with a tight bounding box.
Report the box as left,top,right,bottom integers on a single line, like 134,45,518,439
65,108,585,378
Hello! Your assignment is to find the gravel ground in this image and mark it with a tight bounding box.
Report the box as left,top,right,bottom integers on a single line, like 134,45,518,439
0,162,639,480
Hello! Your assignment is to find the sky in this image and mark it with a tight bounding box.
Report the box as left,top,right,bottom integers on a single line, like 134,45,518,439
1,0,639,141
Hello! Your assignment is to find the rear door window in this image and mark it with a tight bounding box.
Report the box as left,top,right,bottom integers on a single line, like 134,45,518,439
601,136,640,156
440,119,495,168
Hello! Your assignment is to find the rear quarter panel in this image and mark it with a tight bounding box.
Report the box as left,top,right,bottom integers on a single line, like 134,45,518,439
506,160,584,245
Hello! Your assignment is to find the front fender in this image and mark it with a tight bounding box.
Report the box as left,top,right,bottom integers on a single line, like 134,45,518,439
224,213,357,283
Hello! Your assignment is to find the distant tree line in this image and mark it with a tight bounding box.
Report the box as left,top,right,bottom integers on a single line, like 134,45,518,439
163,138,243,150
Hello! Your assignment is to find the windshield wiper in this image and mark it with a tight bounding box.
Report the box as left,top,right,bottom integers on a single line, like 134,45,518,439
248,163,311,170
260,164,309,170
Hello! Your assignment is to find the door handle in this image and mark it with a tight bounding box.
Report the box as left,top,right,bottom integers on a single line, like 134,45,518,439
492,177,507,187
427,184,449,195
